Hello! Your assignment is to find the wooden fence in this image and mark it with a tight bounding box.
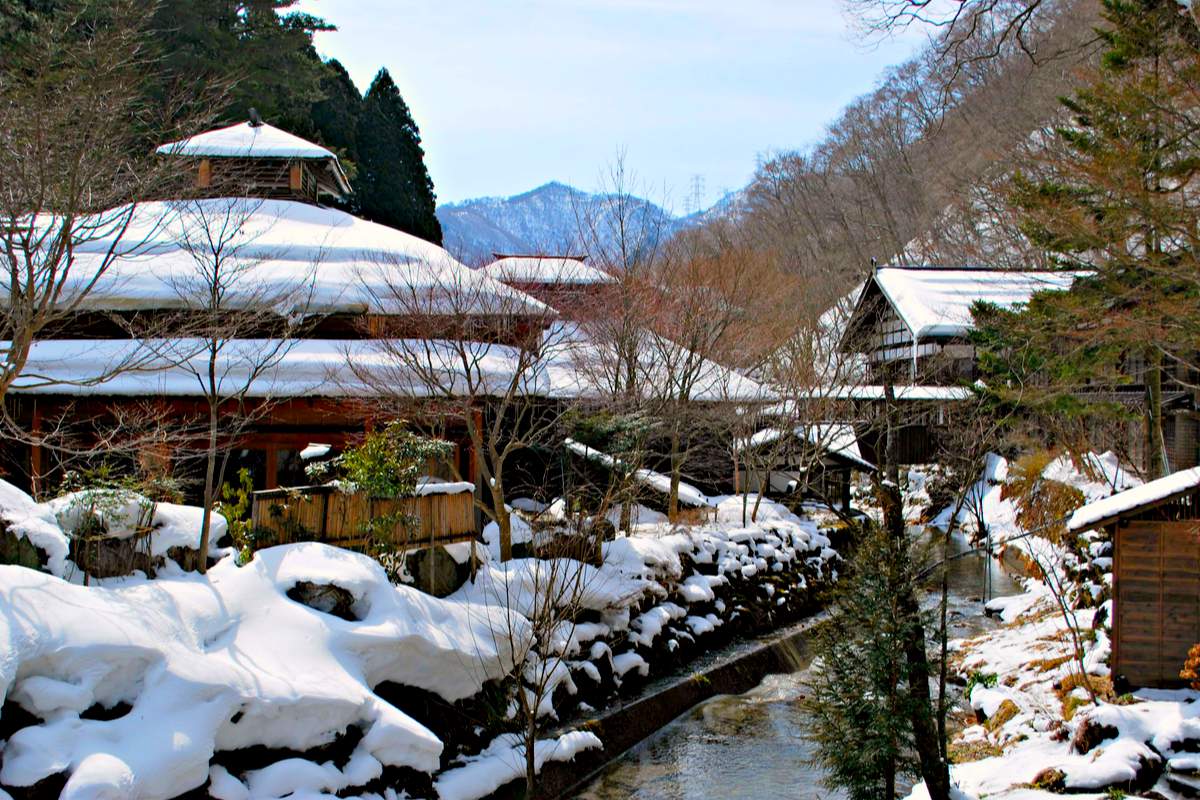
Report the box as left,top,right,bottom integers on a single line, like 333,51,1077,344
251,485,477,553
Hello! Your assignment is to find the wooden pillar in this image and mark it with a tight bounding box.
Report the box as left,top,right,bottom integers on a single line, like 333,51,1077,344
289,163,304,192
197,159,212,188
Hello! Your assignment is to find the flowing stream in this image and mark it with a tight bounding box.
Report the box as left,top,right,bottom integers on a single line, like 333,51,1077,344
577,531,1023,799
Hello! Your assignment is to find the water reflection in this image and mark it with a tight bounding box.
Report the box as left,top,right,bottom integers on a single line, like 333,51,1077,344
578,672,845,800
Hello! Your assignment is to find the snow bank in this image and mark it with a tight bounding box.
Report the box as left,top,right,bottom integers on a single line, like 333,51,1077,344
0,543,518,798
0,480,226,579
434,730,601,800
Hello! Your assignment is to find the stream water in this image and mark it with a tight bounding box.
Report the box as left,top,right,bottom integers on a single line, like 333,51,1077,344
577,531,1023,800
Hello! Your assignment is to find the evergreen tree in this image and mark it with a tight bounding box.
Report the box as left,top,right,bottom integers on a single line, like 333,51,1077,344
804,523,923,798
147,0,332,134
979,0,1200,476
354,68,442,243
311,58,362,174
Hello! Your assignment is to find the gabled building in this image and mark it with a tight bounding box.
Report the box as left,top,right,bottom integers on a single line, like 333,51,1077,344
833,264,1198,470
839,265,1079,384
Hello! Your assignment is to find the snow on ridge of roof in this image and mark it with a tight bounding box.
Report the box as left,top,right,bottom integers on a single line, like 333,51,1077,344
542,321,768,403
739,424,875,472
61,198,548,316
873,266,1083,340
563,438,711,508
156,122,337,160
1067,466,1200,532
795,384,974,402
482,256,615,286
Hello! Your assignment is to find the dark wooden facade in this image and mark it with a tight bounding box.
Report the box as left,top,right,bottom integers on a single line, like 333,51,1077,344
1083,483,1200,688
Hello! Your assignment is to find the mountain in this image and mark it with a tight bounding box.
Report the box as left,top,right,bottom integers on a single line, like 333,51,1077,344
436,181,739,265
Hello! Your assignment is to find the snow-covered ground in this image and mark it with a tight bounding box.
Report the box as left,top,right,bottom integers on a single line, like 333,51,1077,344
0,480,839,800
908,454,1200,800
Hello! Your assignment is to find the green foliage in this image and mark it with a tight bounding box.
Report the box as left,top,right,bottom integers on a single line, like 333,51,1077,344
568,410,657,460
803,523,924,797
966,671,998,698
353,68,442,243
215,468,259,561
146,0,333,136
306,421,453,499
976,0,1200,466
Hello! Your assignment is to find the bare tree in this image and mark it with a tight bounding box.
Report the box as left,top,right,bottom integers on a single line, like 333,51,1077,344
345,259,572,562
0,0,215,413
143,197,319,571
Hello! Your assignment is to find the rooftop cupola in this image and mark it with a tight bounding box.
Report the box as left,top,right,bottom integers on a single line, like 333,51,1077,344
156,113,351,204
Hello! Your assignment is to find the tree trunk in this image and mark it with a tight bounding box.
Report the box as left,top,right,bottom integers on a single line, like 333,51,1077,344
197,405,219,575
881,381,951,800
493,484,513,562
1145,347,1168,478
668,427,682,522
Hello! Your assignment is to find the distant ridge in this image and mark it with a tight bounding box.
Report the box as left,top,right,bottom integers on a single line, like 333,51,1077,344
436,181,742,265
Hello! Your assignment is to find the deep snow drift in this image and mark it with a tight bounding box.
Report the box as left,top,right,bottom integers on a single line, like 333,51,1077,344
0,484,839,800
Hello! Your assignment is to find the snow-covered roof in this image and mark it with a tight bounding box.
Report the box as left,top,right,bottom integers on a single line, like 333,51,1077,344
542,321,767,403
58,198,547,316
864,267,1082,341
1067,467,1200,533
563,438,712,508
157,122,336,160
739,423,875,472
481,256,615,286
8,338,539,399
794,384,975,402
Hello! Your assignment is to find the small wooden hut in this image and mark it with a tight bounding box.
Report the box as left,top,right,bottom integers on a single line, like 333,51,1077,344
1067,467,1200,688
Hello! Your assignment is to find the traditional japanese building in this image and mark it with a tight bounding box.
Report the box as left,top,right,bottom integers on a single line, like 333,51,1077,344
833,264,1199,470
3,118,550,496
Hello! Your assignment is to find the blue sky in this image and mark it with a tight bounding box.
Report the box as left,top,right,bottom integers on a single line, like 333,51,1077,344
296,1,928,209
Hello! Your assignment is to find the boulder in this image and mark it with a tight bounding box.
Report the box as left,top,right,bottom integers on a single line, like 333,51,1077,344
407,545,467,598
1072,716,1119,754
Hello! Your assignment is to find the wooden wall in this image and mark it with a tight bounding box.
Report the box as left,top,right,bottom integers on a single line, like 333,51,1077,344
251,486,477,553
1114,517,1200,688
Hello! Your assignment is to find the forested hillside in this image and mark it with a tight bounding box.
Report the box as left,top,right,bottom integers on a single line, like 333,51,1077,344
735,0,1102,323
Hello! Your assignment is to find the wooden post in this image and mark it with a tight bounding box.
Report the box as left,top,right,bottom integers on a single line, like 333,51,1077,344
197,159,212,188
289,163,304,192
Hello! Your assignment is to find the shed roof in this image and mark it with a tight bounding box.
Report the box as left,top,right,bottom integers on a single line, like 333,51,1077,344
157,122,337,160
1067,466,1200,533
737,424,876,472
482,256,614,286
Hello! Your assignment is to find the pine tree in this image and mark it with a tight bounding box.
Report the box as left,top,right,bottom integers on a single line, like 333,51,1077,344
354,68,442,244
311,59,362,170
147,0,332,134
981,0,1200,476
804,522,923,798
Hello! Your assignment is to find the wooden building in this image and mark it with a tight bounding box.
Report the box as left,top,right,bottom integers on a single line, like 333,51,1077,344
480,255,615,318
735,423,876,511
3,118,549,499
1067,467,1200,688
833,264,1199,470
156,118,352,204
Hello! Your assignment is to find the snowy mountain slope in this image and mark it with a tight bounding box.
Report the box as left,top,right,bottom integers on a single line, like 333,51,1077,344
436,182,742,265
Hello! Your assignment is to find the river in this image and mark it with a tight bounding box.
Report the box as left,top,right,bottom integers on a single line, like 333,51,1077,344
577,531,1022,799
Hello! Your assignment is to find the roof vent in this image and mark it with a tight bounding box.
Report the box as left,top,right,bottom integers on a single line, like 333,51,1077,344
248,108,264,128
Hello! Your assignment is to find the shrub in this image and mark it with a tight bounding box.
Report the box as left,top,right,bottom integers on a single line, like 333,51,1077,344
1180,643,1200,689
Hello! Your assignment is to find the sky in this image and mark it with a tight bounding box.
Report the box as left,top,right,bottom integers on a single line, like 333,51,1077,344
296,1,929,210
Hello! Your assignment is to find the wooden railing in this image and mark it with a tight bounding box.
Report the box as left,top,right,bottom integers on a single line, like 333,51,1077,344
251,484,477,553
